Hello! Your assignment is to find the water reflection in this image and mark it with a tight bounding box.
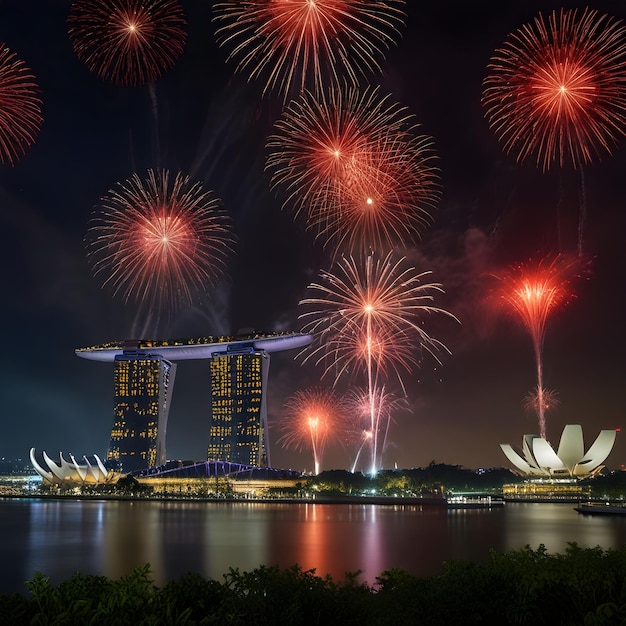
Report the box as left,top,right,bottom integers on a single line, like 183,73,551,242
0,499,625,594
203,501,270,580
501,503,626,554
28,500,106,580
103,502,164,580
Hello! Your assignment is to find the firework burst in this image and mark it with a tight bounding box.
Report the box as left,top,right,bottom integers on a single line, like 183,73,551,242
300,252,454,384
345,385,408,473
266,87,439,255
495,254,579,438
483,7,626,171
300,251,456,473
212,0,406,102
68,0,187,86
0,44,42,166
523,387,560,416
86,169,235,326
278,387,345,475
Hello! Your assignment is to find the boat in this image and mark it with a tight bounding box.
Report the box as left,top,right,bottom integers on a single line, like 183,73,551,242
574,503,626,516
447,494,505,509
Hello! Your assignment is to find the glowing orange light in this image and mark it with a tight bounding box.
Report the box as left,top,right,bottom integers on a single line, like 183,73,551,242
278,388,345,474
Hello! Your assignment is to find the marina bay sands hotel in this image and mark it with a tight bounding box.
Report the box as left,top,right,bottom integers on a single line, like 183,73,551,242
75,332,312,474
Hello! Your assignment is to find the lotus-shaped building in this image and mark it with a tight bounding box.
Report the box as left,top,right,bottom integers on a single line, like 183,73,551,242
30,448,114,485
500,425,617,478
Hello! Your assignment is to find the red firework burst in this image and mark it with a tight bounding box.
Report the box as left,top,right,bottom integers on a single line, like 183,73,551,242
68,0,187,86
483,8,626,170
299,251,455,387
0,44,42,166
266,87,439,254
494,254,580,438
278,387,345,474
496,255,578,347
523,387,560,415
212,0,406,101
86,169,235,313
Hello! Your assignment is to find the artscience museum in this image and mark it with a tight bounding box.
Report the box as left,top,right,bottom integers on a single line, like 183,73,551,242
500,424,617,479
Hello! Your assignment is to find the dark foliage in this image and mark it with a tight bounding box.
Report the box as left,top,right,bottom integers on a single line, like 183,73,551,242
2,544,626,625
309,464,522,496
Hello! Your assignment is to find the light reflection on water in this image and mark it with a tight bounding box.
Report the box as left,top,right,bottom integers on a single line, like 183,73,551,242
0,498,625,593
499,502,625,554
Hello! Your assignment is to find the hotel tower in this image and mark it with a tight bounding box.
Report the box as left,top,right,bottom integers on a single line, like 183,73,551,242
207,347,271,467
76,333,312,473
107,352,176,473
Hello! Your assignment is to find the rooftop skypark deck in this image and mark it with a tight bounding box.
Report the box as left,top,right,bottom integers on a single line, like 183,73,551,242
75,331,313,362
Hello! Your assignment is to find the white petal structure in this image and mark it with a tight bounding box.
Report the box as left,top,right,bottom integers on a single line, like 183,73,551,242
30,448,113,485
501,425,617,478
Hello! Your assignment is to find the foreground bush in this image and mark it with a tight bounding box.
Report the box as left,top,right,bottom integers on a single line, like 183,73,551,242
1,544,626,625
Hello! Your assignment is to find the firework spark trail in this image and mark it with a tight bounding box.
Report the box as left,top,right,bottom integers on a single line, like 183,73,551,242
147,82,162,166
267,87,439,256
86,169,235,334
495,255,578,439
350,430,372,474
345,385,408,473
68,0,187,86
300,252,456,474
213,0,406,102
278,388,345,475
0,44,43,166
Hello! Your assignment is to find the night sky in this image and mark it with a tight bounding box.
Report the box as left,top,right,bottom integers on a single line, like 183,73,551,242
2,1,626,474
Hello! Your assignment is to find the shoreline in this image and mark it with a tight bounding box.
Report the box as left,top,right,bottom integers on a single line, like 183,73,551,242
0,492,449,506
3,492,600,505
1,480,613,506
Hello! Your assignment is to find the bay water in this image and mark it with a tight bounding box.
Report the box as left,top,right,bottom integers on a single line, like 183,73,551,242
1,498,625,595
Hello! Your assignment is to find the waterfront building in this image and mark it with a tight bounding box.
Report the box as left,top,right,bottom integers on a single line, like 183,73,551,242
502,478,591,501
501,424,617,479
29,448,113,485
135,459,302,497
108,352,176,473
208,348,270,466
76,332,312,472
